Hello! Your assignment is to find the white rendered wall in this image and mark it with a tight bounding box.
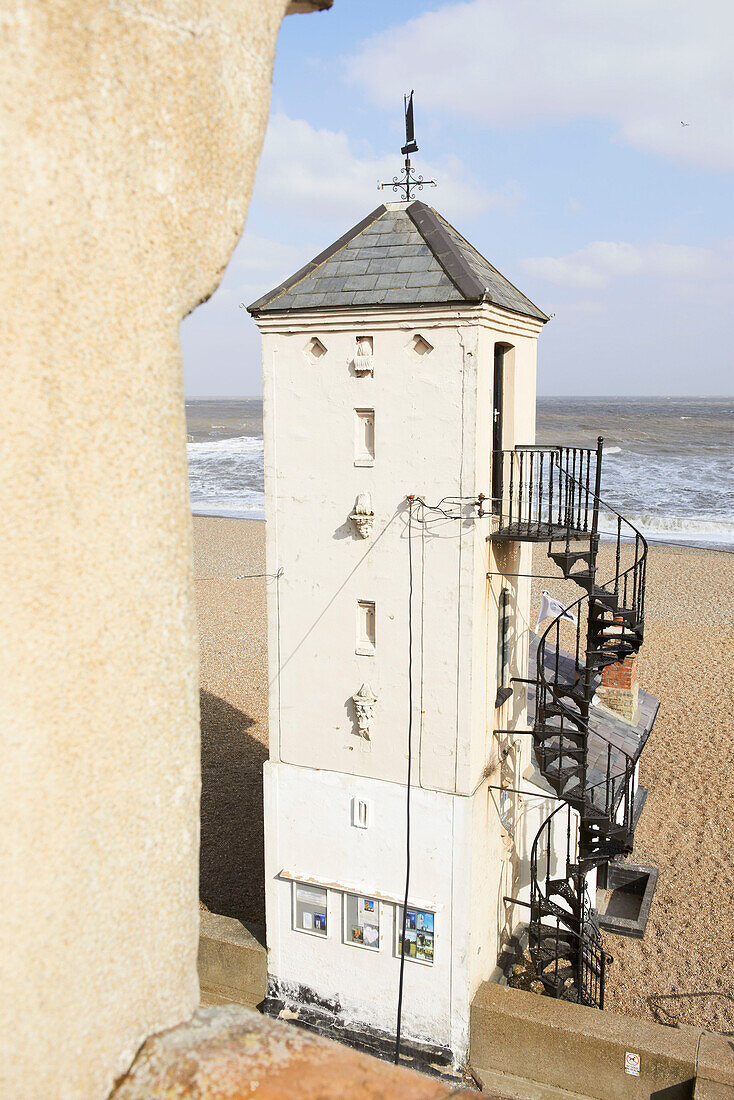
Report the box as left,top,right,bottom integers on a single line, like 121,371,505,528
257,302,544,1062
264,761,474,1054
261,308,476,789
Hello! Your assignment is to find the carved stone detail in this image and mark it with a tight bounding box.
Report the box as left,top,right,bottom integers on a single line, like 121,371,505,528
349,492,374,538
353,335,374,375
352,683,377,740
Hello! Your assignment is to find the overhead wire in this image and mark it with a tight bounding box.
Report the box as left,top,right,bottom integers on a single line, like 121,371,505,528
394,497,414,1065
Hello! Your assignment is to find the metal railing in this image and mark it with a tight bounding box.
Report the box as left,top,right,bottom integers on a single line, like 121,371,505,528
524,444,647,1007
488,442,601,542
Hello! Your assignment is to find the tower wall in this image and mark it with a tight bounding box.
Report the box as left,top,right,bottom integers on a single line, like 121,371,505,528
257,302,544,1064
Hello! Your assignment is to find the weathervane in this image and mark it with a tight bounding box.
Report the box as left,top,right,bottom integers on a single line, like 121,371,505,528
379,91,436,202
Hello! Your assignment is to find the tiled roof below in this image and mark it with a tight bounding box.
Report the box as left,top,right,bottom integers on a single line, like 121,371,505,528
527,636,659,815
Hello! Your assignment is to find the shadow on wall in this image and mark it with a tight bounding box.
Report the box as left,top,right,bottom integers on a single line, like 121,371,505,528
200,690,267,928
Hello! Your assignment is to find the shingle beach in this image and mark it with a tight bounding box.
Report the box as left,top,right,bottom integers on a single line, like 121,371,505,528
194,516,734,1033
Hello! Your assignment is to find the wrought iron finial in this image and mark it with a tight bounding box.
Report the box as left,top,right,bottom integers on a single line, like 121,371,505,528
378,91,436,202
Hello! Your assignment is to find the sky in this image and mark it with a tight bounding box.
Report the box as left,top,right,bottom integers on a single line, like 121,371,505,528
181,0,734,398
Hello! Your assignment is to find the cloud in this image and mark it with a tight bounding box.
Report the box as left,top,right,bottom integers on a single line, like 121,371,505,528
522,240,727,289
250,113,518,223
348,0,734,171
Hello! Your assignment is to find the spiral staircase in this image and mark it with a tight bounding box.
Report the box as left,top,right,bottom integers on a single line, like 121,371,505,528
490,439,648,1008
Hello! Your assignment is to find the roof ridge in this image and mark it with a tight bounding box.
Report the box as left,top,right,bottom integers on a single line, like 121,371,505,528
431,207,548,321
406,201,486,300
248,205,388,313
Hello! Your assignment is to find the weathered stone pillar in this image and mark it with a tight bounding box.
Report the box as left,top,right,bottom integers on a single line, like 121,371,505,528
0,3,326,1097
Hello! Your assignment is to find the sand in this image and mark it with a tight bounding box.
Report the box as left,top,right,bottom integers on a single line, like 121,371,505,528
194,516,734,1033
194,517,268,931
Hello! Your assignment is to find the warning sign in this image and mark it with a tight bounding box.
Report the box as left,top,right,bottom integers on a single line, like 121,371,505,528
625,1052,641,1076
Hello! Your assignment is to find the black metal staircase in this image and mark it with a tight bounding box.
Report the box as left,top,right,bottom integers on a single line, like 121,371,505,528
491,439,648,1007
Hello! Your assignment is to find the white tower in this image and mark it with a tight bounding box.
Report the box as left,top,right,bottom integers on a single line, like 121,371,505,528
248,199,549,1068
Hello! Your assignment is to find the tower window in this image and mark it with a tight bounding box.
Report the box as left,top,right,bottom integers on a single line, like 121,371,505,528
354,409,375,466
495,589,513,708
356,600,376,655
407,333,433,359
304,336,327,362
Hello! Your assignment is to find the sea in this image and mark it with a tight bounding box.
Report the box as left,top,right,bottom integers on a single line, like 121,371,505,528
186,396,734,550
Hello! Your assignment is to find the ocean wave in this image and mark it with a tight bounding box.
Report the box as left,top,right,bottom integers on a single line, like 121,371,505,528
597,510,734,547
187,435,263,453
192,503,265,520
187,435,264,518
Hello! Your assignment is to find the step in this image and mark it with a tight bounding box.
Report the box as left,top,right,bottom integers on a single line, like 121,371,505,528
566,571,594,591
471,1064,595,1100
546,880,581,908
592,627,640,644
549,549,594,573
534,945,577,967
550,684,593,708
591,590,618,610
533,898,579,927
541,753,585,773
534,726,585,747
540,704,586,726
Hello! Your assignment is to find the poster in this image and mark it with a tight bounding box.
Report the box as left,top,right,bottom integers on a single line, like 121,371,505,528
345,893,380,949
294,882,328,936
397,907,434,964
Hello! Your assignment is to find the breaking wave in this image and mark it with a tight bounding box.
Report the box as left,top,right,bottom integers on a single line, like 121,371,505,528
597,512,734,548
187,434,265,519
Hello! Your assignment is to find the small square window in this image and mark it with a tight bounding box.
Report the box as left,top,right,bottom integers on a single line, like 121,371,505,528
343,893,380,950
356,600,375,655
351,797,370,828
304,337,327,363
293,882,328,937
395,905,435,965
354,409,375,466
406,333,433,359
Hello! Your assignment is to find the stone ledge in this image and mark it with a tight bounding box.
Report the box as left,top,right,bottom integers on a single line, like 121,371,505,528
109,1004,480,1099
198,911,268,1009
470,982,734,1100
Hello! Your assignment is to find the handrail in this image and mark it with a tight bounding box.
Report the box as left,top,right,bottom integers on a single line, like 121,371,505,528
525,440,647,1006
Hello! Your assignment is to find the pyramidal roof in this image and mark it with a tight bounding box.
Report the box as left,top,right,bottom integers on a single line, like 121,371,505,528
247,200,547,322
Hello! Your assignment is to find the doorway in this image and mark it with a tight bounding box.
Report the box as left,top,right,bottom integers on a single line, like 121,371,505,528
492,343,511,513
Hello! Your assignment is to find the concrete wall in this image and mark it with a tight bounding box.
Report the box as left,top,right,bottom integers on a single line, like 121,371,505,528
470,981,734,1100
198,911,268,1010
0,2,316,1097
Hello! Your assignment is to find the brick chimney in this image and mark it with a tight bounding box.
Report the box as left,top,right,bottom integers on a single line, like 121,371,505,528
597,622,639,723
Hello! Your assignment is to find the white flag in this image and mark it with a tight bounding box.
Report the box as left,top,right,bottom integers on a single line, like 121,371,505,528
535,589,577,633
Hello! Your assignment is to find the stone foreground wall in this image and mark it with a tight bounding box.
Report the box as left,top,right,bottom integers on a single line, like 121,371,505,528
0,3,325,1097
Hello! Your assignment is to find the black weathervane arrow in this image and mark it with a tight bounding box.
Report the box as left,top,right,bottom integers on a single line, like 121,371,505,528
379,91,436,202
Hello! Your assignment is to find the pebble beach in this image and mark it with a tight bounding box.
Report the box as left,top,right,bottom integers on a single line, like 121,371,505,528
194,515,734,1033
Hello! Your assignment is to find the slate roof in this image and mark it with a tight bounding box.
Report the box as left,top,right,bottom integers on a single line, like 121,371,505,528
247,201,547,321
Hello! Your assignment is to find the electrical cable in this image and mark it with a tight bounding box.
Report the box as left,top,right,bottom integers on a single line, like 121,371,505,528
394,497,414,1065
233,567,285,580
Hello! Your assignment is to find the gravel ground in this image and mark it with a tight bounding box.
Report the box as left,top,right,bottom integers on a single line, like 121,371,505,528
194,516,734,1032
